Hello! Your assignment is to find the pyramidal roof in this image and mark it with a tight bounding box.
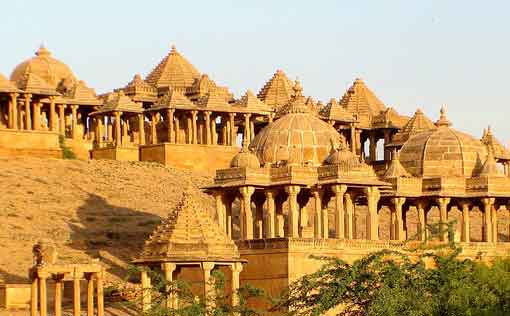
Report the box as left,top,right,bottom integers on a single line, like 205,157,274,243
186,74,233,102
62,80,101,105
93,91,143,114
0,73,21,93
15,72,59,96
277,80,309,115
339,78,386,127
137,190,241,263
196,90,231,110
234,89,271,112
145,45,200,90
151,88,195,110
257,69,294,109
388,109,436,147
320,98,355,122
384,151,412,178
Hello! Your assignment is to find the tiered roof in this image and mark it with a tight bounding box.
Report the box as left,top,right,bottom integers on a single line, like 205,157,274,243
15,72,59,96
383,151,412,178
136,190,241,263
388,109,436,147
257,69,294,110
320,98,355,122
339,78,386,128
149,89,196,111
196,90,232,111
0,73,21,93
58,80,102,106
145,45,200,90
234,90,271,113
186,74,233,102
123,74,157,102
91,91,143,115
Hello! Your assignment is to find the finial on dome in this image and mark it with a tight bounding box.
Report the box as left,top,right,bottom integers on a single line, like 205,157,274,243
435,105,452,127
35,44,51,57
171,44,177,52
415,108,423,114
487,125,493,135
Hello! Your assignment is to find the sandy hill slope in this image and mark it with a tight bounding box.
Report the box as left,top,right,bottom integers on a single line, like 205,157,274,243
0,157,214,284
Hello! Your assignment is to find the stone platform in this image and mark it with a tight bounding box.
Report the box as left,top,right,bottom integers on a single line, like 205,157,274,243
0,129,61,158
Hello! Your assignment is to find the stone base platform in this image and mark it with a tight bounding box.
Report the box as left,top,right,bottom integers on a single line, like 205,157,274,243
91,146,139,161
140,143,240,173
0,129,61,158
0,284,30,309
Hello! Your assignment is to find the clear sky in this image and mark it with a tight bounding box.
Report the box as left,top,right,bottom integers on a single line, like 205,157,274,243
2,0,509,143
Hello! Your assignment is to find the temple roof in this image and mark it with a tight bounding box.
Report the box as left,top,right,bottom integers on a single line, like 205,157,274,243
145,45,200,90
186,74,233,102
91,91,143,115
15,72,59,96
234,90,272,113
339,78,386,128
481,126,510,160
123,74,157,101
149,89,196,111
196,90,232,110
388,109,436,147
136,190,241,263
257,69,294,110
383,151,412,178
0,73,21,93
10,45,77,89
320,98,355,122
58,80,101,106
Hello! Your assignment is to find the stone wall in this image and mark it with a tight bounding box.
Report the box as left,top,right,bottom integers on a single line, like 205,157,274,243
0,129,61,158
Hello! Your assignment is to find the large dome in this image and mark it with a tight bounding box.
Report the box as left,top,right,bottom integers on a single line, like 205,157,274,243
249,82,343,167
399,108,487,178
10,46,76,89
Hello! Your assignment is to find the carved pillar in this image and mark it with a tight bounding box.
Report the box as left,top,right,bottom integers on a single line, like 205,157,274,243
54,275,63,316
162,263,177,309
151,112,157,144
311,188,323,239
264,190,276,238
285,185,301,238
225,196,233,238
230,262,243,306
71,105,78,139
114,111,121,146
174,114,181,143
391,197,406,241
436,197,451,242
49,97,56,131
239,186,255,240
503,162,509,177
492,204,498,243
24,94,32,130
459,201,471,243
86,274,94,316
481,198,494,242
383,130,391,161
350,123,356,153
416,200,427,241
364,187,380,240
58,104,66,134
355,129,362,156
73,273,80,316
368,132,376,162
344,193,355,239
244,113,251,143
250,118,255,142
202,262,215,306
214,191,226,231
229,113,236,146
30,275,38,316
255,198,264,239
96,272,104,316
39,273,48,316
331,185,347,239
9,93,19,129
141,269,151,312
167,109,174,143
137,114,145,145
205,111,211,145
32,102,41,130
191,110,198,144
210,114,217,145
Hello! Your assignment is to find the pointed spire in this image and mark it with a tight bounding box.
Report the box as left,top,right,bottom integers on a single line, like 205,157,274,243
35,44,51,57
479,148,503,177
435,105,452,127
384,150,412,178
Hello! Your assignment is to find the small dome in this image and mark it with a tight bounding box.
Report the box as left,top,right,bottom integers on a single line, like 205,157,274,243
10,45,77,89
399,108,487,177
325,144,360,166
250,81,343,167
230,142,261,168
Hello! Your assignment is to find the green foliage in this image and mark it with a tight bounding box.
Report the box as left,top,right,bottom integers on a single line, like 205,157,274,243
59,135,76,159
273,222,510,316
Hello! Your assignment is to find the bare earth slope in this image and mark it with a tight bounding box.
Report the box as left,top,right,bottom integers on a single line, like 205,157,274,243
0,157,214,284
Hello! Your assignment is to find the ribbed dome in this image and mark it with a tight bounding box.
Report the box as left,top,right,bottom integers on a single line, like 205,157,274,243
231,144,261,169
250,83,343,167
10,46,76,89
399,108,487,178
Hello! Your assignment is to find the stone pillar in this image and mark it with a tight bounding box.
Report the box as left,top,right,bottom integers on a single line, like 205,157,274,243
32,102,41,130
331,185,347,239
239,186,255,240
210,114,217,145
391,197,406,241
225,197,233,238
162,263,177,309
167,109,174,143
416,200,427,241
107,117,113,142
122,116,129,146
25,94,32,130
492,204,498,243
49,97,56,131
138,114,145,145
229,113,236,146
30,276,38,316
364,187,380,240
71,105,78,139
58,104,66,134
436,197,451,242
383,130,391,161
368,132,376,162
141,269,152,312
250,119,255,142
151,112,158,144
503,162,509,177
54,275,63,316
311,188,322,239
205,111,211,145
191,110,198,144
10,93,19,129
96,272,104,316
244,113,251,143
39,273,48,316
285,185,301,238
481,198,494,242
214,191,226,232
350,124,356,154
113,111,121,146
175,115,181,144
255,199,264,239
459,201,471,243
202,262,215,306
230,262,243,306
86,274,94,316
344,193,355,239
264,190,276,238
73,273,81,316
355,129,362,156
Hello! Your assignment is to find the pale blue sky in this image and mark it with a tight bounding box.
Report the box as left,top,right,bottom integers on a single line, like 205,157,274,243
2,0,509,143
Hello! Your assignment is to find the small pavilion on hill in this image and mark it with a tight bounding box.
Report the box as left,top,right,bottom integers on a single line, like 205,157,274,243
133,190,245,310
